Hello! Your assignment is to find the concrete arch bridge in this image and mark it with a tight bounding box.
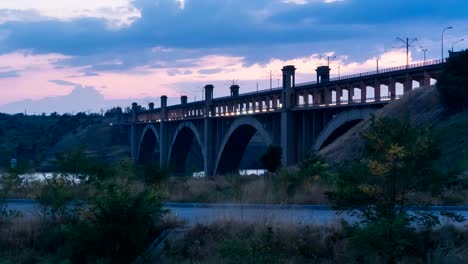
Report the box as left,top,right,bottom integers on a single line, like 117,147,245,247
127,60,443,176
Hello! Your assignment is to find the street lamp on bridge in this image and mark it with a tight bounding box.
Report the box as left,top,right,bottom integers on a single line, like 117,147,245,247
452,39,464,52
441,26,453,60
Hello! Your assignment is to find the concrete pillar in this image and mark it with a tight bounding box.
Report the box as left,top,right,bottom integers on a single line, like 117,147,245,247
282,65,296,109
324,88,332,105
316,66,331,83
423,71,431,87
204,84,214,117
301,112,311,161
361,82,366,103
404,74,412,94
131,102,139,161
281,65,297,166
159,96,168,166
336,86,342,105
389,79,396,99
303,92,309,106
181,95,188,105
314,89,321,105
375,79,381,102
230,85,240,97
348,85,353,103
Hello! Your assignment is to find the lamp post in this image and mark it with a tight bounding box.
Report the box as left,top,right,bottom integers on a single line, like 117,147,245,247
452,39,464,52
442,26,453,60
376,58,381,73
422,48,428,62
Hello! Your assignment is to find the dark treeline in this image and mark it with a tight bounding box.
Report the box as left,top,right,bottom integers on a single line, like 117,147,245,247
0,107,127,170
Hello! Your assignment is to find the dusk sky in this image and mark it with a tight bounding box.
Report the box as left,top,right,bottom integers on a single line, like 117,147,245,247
0,0,467,113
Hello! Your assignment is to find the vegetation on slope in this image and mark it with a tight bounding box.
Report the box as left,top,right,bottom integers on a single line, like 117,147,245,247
0,108,129,171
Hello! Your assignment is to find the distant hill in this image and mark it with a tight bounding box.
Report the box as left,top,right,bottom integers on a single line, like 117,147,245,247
319,85,468,174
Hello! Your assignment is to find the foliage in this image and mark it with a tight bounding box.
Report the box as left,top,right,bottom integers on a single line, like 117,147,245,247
437,49,468,112
136,162,171,187
328,115,465,261
260,145,282,173
54,147,114,183
0,112,102,168
35,174,74,221
54,182,167,264
275,155,331,198
0,173,23,221
160,222,345,264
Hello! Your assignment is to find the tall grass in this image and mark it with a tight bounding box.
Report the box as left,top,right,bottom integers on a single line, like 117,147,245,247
164,175,329,205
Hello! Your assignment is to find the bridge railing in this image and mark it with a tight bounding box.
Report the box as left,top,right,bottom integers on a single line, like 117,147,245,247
294,95,403,109
295,59,443,87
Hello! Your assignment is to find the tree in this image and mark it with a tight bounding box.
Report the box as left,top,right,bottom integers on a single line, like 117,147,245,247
260,145,282,173
437,50,468,112
328,116,464,261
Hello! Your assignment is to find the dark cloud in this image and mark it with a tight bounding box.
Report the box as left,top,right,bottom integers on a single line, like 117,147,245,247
0,0,466,71
66,72,100,78
198,68,223,75
0,86,180,114
48,80,78,86
0,70,19,78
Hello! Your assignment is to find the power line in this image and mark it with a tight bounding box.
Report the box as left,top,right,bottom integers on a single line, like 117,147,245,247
396,37,418,67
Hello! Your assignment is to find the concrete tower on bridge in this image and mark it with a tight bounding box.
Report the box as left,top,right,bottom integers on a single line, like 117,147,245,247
281,65,297,166
316,66,331,83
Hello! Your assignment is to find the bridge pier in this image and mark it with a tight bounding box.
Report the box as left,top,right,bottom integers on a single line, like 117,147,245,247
281,65,298,166
360,82,366,103
404,74,413,93
204,85,215,176
160,96,169,167
131,102,139,160
375,79,381,101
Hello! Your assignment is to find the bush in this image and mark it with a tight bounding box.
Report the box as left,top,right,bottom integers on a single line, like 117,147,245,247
437,50,468,112
59,182,167,264
35,174,74,222
328,115,465,261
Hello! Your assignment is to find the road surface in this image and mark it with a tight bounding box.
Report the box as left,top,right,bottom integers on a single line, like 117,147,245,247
6,199,468,226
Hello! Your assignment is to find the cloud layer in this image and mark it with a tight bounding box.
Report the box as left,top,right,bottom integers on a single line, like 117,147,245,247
0,0,467,113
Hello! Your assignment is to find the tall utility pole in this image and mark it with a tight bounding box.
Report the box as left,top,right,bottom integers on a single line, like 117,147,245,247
452,39,464,52
422,48,428,62
396,37,418,67
269,70,273,90
441,26,453,60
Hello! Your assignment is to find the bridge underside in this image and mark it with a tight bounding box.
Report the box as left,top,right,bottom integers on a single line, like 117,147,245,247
217,125,263,175
138,129,160,165
169,127,204,175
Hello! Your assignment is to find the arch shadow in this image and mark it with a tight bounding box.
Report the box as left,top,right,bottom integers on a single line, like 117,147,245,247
214,117,272,175
137,125,161,164
168,122,205,176
312,108,375,151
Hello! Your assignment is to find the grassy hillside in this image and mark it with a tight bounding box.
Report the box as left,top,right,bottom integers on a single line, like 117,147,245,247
0,112,130,171
319,86,468,173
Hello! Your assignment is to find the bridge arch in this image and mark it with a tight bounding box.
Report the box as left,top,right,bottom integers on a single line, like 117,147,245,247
214,117,273,175
137,124,161,164
313,108,375,151
168,122,205,175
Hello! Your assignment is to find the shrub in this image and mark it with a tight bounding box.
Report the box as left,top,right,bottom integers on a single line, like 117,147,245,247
328,115,465,261
59,182,167,264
